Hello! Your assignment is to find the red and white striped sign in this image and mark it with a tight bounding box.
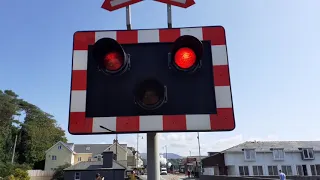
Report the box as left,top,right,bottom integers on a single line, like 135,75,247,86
69,26,235,134
154,0,195,8
101,0,195,11
101,0,143,11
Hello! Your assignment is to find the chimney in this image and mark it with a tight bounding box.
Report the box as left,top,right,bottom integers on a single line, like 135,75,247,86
102,151,113,168
113,139,118,144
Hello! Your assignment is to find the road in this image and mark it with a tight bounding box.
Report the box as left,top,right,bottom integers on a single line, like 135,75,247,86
139,174,187,180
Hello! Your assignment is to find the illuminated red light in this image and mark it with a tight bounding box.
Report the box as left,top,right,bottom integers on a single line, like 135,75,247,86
104,52,124,71
174,47,197,69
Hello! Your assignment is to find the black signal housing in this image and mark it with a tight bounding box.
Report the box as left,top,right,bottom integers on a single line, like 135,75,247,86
92,38,130,75
169,35,203,73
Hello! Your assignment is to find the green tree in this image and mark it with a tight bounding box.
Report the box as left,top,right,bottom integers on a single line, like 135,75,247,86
0,89,67,168
0,90,20,163
51,163,71,180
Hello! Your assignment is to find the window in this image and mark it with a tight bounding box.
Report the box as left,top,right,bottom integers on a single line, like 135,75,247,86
273,149,284,160
281,165,292,175
296,165,308,176
98,157,102,161
58,145,62,150
78,157,81,161
243,149,256,161
253,166,263,176
296,165,303,176
51,155,57,160
239,166,249,176
310,165,320,175
302,149,314,159
85,147,90,151
74,172,81,180
268,166,278,175
88,157,92,162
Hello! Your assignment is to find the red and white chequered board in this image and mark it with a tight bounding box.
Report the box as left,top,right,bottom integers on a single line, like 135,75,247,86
69,26,235,134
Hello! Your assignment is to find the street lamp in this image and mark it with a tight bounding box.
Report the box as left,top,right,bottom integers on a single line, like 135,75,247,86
197,132,202,175
136,134,143,168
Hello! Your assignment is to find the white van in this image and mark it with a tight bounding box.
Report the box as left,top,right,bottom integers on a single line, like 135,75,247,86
160,167,168,175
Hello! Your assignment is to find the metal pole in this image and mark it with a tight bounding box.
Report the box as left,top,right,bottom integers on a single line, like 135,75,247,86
167,4,172,28
11,135,17,164
137,134,139,168
165,145,168,168
126,6,132,30
197,132,202,175
115,134,118,160
147,133,160,180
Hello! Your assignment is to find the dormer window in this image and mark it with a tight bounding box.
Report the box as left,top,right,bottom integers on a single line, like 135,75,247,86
243,149,256,161
273,149,284,160
86,147,90,151
302,148,314,160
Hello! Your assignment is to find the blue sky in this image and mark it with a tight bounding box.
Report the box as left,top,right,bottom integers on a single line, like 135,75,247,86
1,0,319,156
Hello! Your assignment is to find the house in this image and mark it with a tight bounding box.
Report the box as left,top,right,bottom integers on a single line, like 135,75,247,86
127,147,144,169
44,139,143,171
202,141,320,177
63,151,126,180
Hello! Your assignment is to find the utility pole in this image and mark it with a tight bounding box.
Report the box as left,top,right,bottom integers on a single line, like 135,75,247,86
11,134,17,164
164,145,168,168
197,132,202,175
136,134,139,168
115,134,118,160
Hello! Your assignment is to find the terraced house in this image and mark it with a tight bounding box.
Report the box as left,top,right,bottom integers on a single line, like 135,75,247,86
44,139,143,171
202,141,320,176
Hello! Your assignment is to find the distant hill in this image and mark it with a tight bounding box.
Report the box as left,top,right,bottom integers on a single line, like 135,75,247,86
140,153,182,160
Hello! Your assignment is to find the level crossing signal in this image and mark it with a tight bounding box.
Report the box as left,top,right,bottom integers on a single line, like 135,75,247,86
69,26,235,134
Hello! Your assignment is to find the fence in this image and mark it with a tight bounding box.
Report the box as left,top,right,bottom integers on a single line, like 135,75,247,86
27,170,54,180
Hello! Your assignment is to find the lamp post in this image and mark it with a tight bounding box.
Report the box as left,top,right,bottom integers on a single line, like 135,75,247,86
137,134,143,168
197,132,202,175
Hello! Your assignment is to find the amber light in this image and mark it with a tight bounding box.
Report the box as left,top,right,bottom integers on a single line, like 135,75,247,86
104,52,124,71
174,47,197,69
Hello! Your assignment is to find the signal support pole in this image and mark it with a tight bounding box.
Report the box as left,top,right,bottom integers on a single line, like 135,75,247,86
126,6,132,30
167,4,172,28
147,133,160,180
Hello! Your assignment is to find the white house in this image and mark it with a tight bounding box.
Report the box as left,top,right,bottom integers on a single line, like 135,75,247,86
203,141,320,176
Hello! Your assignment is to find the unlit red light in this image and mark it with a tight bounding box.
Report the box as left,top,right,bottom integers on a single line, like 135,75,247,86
104,52,123,71
174,47,196,69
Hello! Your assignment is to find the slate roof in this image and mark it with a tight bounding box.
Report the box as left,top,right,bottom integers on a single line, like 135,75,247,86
73,144,128,156
64,160,126,171
223,141,320,152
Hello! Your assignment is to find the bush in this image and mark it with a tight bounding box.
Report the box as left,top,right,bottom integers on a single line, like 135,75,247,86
12,168,30,180
51,163,71,180
0,163,30,180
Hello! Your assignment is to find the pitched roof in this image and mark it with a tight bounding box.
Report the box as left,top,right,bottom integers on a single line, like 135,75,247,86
64,160,126,171
73,144,127,156
223,141,320,152
45,141,74,154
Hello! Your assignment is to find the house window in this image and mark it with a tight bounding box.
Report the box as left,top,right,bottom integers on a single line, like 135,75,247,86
243,149,256,161
52,155,57,160
85,147,90,151
239,166,249,176
78,157,81,161
253,166,263,176
88,157,92,162
296,165,308,176
281,165,292,175
268,166,278,176
74,172,81,180
273,149,284,160
58,145,62,150
302,149,314,159
98,157,102,161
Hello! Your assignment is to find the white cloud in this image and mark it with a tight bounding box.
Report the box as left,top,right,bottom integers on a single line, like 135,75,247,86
115,132,281,157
